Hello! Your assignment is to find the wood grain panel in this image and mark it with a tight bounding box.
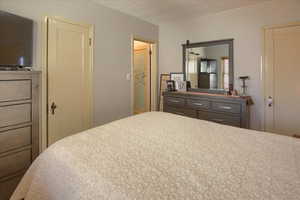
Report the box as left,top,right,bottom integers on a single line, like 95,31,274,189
198,110,240,127
186,99,210,110
0,149,31,178
164,106,197,118
0,104,31,128
164,97,185,107
0,126,31,154
0,174,23,200
0,80,31,102
211,102,240,114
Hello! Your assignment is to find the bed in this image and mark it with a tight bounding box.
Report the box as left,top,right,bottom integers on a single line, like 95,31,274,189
11,112,300,200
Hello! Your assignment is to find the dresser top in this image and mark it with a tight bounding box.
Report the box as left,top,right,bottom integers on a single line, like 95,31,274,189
0,70,41,75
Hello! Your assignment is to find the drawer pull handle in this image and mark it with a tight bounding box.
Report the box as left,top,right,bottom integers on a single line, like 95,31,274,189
212,119,224,123
219,106,232,110
174,112,185,115
169,100,180,103
193,103,203,106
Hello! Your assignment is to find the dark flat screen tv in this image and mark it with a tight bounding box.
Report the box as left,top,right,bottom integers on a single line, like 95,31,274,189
0,11,33,68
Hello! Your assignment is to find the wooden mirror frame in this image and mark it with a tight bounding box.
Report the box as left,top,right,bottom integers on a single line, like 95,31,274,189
182,39,234,94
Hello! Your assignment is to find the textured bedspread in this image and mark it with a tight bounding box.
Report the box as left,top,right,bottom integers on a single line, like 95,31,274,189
11,112,300,200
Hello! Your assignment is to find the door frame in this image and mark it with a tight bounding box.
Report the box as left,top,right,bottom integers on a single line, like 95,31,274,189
42,16,94,150
131,36,158,115
262,21,300,131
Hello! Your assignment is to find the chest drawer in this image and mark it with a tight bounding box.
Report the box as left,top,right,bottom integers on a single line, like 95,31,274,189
0,126,31,154
164,97,185,107
0,80,31,102
164,106,197,118
197,111,241,127
186,99,210,110
211,102,241,114
0,174,23,200
0,104,31,128
0,149,31,178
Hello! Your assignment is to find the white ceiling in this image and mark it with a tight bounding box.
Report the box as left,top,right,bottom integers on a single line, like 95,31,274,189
92,0,270,24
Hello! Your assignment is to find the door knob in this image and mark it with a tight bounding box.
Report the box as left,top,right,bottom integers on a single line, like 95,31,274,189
267,96,273,107
50,102,57,115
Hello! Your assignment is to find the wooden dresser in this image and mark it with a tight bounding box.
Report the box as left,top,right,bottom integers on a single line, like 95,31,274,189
0,71,40,200
163,91,252,128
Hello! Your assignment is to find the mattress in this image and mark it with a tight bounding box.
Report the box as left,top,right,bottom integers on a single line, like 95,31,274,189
11,112,300,200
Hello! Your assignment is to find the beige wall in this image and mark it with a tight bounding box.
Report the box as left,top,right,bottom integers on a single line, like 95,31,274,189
159,0,300,130
0,0,158,125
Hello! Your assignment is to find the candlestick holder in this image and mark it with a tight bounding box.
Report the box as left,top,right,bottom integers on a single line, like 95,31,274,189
239,76,249,96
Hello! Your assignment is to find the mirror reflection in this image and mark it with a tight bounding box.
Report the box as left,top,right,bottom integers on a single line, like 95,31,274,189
185,44,230,91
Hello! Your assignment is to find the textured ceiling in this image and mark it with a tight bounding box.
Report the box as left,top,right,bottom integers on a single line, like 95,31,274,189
92,0,270,24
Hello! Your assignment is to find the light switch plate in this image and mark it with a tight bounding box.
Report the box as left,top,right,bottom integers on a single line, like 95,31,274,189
126,73,131,81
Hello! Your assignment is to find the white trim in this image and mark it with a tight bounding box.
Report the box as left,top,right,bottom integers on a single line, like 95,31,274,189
260,27,266,131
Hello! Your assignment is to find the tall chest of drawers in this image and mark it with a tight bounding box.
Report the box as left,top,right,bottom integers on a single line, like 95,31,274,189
0,71,40,200
163,91,252,129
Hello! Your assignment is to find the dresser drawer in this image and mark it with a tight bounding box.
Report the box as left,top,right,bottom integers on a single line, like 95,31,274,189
0,126,31,154
197,111,241,127
164,106,197,118
164,97,185,107
0,104,31,128
0,80,31,102
186,99,210,110
0,149,31,178
0,174,23,200
211,102,241,114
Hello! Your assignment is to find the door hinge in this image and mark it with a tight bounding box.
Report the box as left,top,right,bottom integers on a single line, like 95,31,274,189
89,38,92,46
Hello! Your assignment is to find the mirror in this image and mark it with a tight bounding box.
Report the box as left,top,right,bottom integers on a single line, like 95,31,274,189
183,39,234,93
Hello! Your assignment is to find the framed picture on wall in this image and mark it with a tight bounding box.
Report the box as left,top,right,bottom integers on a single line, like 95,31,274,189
159,74,170,111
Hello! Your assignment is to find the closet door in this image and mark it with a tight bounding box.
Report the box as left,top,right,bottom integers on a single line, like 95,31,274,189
264,23,300,137
47,18,93,145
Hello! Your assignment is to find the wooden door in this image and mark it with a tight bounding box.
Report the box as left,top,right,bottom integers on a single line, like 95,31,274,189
264,23,300,137
47,18,93,145
133,45,150,114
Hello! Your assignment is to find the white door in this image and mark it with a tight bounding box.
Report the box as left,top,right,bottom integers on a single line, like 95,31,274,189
47,18,93,145
264,23,300,137
133,45,150,114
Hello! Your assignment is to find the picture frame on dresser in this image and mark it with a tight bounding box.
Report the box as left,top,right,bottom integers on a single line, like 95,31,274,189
170,72,184,82
170,72,184,90
159,74,170,111
166,80,176,92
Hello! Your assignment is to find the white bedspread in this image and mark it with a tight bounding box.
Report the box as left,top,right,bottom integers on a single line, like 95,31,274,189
11,112,300,200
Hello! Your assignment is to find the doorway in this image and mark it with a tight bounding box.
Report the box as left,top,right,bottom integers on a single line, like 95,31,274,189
264,22,300,137
45,17,93,146
132,39,158,114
